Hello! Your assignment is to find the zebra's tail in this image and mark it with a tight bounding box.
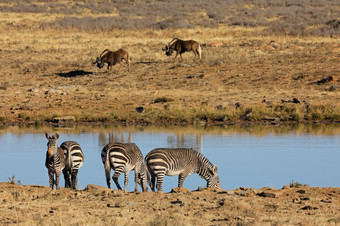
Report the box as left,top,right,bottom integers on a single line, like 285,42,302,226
66,142,72,169
145,164,150,185
104,146,111,186
145,161,153,189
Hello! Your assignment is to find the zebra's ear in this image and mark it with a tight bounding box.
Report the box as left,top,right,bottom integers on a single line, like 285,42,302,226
213,165,218,174
45,132,49,139
55,133,59,139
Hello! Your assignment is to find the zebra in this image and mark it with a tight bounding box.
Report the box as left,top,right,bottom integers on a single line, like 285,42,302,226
60,141,84,190
145,148,220,192
101,142,148,192
45,133,65,190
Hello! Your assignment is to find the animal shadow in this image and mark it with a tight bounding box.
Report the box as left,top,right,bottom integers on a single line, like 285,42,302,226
57,70,93,78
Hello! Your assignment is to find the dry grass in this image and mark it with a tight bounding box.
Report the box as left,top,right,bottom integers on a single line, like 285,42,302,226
0,1,339,126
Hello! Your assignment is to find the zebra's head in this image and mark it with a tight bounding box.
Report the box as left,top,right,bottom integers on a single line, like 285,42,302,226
207,165,220,189
45,132,59,156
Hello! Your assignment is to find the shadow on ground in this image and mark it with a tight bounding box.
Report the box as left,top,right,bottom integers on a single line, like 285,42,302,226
57,70,93,77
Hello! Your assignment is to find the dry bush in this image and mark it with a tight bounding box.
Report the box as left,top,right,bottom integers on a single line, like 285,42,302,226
1,0,339,36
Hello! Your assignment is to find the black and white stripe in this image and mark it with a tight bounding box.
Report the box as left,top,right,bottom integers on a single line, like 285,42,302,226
101,142,148,192
145,148,220,192
45,133,66,190
60,141,84,190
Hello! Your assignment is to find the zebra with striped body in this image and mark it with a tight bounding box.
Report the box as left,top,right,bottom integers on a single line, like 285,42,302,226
45,133,65,190
60,141,84,190
101,142,148,192
145,148,220,192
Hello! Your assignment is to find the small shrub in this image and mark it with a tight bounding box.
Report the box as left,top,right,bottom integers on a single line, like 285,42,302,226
289,180,307,188
311,112,322,120
154,97,174,103
18,113,30,121
8,175,22,185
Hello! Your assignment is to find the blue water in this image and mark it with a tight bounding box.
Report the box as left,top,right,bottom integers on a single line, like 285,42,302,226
1,126,339,192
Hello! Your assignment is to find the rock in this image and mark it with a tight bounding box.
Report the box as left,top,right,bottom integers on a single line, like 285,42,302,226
136,107,144,113
52,116,75,124
316,76,333,84
301,205,318,210
263,115,280,122
292,98,300,104
171,187,190,193
296,189,306,194
56,86,76,91
28,88,39,93
45,89,63,95
257,190,285,198
170,199,184,206
84,184,112,193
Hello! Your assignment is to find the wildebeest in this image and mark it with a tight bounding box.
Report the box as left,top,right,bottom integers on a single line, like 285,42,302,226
93,49,130,72
162,38,201,62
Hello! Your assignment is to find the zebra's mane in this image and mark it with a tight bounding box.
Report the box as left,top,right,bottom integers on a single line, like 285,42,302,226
192,149,214,171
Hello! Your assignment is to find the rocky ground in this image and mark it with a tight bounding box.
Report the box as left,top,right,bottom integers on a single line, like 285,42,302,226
1,182,340,225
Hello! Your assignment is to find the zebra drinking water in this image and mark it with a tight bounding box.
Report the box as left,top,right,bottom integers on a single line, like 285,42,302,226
45,133,65,190
101,142,148,192
60,141,84,190
145,148,220,192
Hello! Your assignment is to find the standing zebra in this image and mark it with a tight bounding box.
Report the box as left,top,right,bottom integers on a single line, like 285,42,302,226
45,133,65,190
101,142,148,192
60,141,84,190
145,148,220,192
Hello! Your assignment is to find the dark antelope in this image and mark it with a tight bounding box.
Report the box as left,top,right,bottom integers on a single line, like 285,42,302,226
162,38,202,62
93,49,130,72
145,148,220,192
45,133,65,190
60,141,84,190
101,142,148,192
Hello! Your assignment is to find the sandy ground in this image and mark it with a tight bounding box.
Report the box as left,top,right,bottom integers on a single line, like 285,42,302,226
1,182,340,225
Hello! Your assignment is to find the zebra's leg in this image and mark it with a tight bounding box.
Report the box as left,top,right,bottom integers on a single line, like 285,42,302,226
156,172,165,192
63,169,70,188
48,171,54,189
112,171,123,190
124,172,129,192
71,169,79,190
150,174,156,192
178,173,189,188
134,166,140,192
106,176,111,189
55,172,61,190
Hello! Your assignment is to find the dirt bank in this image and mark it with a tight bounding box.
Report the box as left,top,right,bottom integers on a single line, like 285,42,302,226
1,182,340,225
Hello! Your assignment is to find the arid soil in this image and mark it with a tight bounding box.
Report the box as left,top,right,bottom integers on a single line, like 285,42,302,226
0,17,339,125
1,182,340,225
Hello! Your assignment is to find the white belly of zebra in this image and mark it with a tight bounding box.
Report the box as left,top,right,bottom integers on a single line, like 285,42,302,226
165,169,189,176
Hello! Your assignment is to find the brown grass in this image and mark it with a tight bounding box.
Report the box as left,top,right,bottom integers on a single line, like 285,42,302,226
0,2,339,126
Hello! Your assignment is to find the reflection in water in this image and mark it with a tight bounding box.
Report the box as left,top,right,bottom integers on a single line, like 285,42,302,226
0,124,340,192
97,131,203,152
